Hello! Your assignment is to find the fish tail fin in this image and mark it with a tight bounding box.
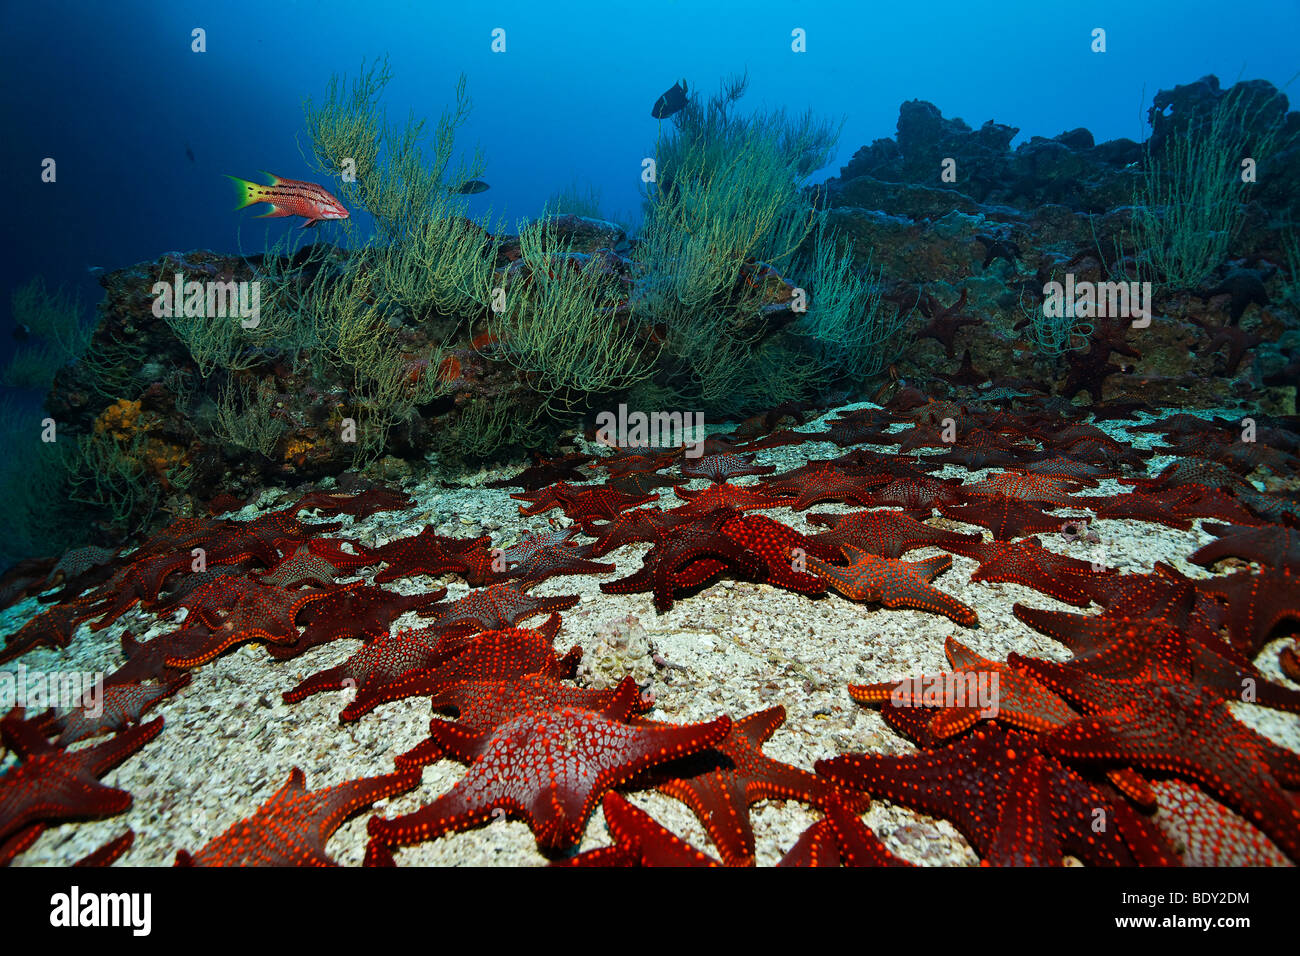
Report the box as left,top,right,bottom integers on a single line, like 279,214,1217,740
225,174,262,211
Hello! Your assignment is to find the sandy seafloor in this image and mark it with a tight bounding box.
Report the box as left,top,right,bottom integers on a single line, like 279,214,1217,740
3,401,1298,867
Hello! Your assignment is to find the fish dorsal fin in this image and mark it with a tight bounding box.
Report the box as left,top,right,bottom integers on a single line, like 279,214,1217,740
258,170,284,186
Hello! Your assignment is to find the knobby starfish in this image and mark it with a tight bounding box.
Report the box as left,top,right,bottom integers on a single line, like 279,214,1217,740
648,706,861,866
299,616,583,722
397,674,652,770
806,510,982,560
556,793,721,867
367,709,732,853
175,767,420,866
679,453,776,484
417,582,579,638
267,583,446,660
1040,679,1300,862
806,546,978,627
778,799,913,868
371,528,494,586
817,723,1175,866
0,713,163,863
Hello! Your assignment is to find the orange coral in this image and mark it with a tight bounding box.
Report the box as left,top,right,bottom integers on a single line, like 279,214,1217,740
93,399,143,441
91,399,190,483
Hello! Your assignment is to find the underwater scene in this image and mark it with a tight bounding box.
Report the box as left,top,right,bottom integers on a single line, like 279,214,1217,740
3,0,1300,890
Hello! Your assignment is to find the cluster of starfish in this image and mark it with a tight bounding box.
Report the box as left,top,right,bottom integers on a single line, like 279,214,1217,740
1,387,1298,867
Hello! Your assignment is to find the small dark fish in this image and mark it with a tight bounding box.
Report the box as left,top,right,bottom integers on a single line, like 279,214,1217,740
13,323,30,342
651,80,688,119
455,180,490,194
185,144,195,163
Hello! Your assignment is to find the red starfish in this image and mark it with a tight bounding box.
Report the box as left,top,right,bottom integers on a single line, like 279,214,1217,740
175,767,420,866
928,430,1032,471
603,471,685,497
778,799,914,867
1012,602,1300,713
397,674,650,770
1192,523,1300,570
1012,457,1117,487
159,572,265,628
1061,317,1140,402
893,425,953,452
962,472,1085,506
669,481,794,516
38,675,189,745
43,544,119,595
299,536,380,572
555,793,722,867
806,546,978,627
1150,779,1291,866
758,463,882,511
162,582,336,668
938,496,1076,541
79,559,183,631
282,625,471,720
498,528,615,584
717,512,838,596
367,708,731,853
1195,565,1300,657
105,631,190,686
289,486,415,519
917,288,981,358
963,537,1116,607
1040,679,1300,861
74,829,135,867
416,582,579,639
513,483,656,521
678,453,776,484
1097,486,1258,530
850,636,1080,739
583,506,695,556
294,615,582,722
595,449,678,478
647,706,860,866
256,544,351,588
485,455,595,491
0,596,102,663
204,510,343,567
1084,561,1209,616
266,583,445,660
0,713,162,862
823,419,896,447
806,510,982,560
1122,459,1256,496
370,527,493,585
862,475,966,517
817,723,1176,866
600,509,764,611
132,516,229,559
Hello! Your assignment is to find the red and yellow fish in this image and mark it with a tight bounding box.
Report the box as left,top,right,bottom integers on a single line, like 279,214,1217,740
225,172,349,228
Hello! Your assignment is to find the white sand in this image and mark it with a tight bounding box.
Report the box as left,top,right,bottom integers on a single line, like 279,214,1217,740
4,403,1297,867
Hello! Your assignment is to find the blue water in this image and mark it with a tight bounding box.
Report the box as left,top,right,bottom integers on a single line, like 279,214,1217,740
2,0,1298,378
